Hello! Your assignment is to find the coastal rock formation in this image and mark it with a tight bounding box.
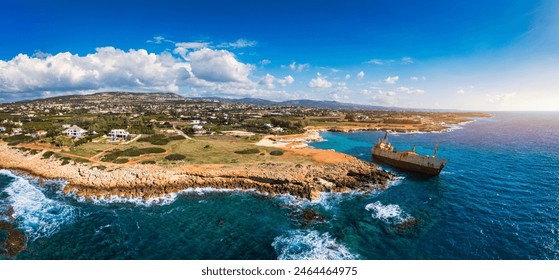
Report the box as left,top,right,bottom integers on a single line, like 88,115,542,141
0,143,393,201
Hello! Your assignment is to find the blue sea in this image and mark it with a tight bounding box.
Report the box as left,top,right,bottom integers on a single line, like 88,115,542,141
1,112,558,259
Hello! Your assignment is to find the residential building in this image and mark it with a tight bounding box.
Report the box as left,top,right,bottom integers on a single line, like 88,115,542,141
108,129,130,140
62,125,87,138
34,130,48,137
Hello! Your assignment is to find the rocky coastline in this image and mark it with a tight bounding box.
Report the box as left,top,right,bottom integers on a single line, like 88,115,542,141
0,142,393,201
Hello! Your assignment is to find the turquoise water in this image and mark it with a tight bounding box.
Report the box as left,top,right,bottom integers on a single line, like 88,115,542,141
1,112,558,259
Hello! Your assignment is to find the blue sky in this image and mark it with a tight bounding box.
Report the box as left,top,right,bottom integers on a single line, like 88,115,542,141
1,0,558,110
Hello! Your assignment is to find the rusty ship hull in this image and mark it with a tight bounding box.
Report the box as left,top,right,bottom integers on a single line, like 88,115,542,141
371,135,448,176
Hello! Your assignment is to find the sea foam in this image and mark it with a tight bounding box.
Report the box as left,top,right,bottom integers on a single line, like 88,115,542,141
272,229,357,260
365,201,411,225
0,169,77,241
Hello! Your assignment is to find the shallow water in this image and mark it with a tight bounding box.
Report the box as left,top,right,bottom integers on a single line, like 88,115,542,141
1,112,558,259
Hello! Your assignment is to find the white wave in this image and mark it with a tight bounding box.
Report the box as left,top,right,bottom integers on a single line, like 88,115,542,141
365,201,411,225
387,176,405,187
0,169,76,241
272,229,357,260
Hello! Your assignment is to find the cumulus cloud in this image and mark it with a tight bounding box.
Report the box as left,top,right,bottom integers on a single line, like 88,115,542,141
345,74,351,80
357,71,365,79
0,46,257,98
187,48,253,83
0,47,192,94
308,73,332,88
259,74,275,89
410,76,419,81
174,42,211,58
277,75,294,87
396,86,424,94
371,90,398,106
384,75,399,84
258,74,294,89
283,61,309,72
456,89,466,94
218,39,257,49
260,59,271,65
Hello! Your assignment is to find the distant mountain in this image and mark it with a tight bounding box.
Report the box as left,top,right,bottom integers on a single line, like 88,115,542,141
192,96,400,110
9,91,420,111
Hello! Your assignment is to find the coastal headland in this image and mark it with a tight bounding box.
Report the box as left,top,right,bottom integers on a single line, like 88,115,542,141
0,141,393,201
0,92,491,202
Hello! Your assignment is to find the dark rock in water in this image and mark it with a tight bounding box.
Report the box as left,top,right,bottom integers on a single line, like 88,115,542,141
0,221,28,258
293,209,325,227
382,218,422,237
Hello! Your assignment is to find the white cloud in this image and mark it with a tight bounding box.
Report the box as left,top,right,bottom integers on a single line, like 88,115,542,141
485,92,517,104
0,47,192,94
174,42,211,58
365,59,388,65
401,57,413,64
384,76,399,84
218,39,257,49
396,86,424,94
371,90,398,106
308,73,332,88
357,71,365,79
187,48,253,83
259,74,275,89
283,61,309,72
365,57,413,65
456,89,466,94
260,59,271,65
0,46,257,98
345,74,351,80
410,76,419,81
277,75,294,87
147,35,174,44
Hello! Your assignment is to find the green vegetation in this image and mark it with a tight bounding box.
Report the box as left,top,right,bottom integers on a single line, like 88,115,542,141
270,150,284,156
140,160,156,164
165,154,186,161
42,151,55,159
234,148,260,154
93,165,107,170
101,147,166,162
168,135,186,141
137,134,184,145
3,135,34,146
113,158,129,164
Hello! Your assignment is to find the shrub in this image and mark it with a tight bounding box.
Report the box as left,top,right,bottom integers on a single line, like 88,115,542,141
234,148,260,154
140,160,156,165
165,154,186,161
137,134,170,145
113,158,129,164
93,165,107,170
72,157,90,163
203,144,211,149
168,135,186,141
270,150,284,156
101,147,166,162
42,151,55,159
61,159,70,165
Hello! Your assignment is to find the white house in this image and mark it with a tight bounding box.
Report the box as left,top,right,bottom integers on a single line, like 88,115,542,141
34,130,48,138
12,128,23,135
192,125,206,134
108,129,130,140
62,125,87,138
